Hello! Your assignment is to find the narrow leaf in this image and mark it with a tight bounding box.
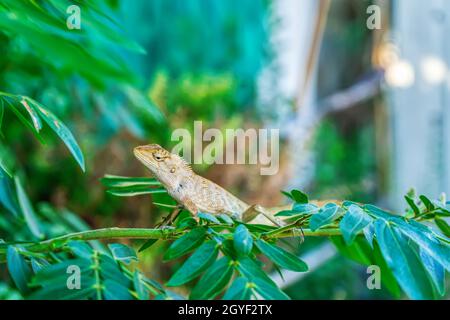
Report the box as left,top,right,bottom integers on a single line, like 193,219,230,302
133,271,150,299
290,190,308,204
255,239,308,272
20,99,42,131
103,279,133,300
419,195,435,211
309,203,342,231
374,219,434,299
405,196,420,216
339,205,372,244
233,225,253,256
100,175,160,187
223,277,252,300
252,278,290,300
33,101,85,171
167,241,218,286
190,257,233,299
197,212,221,224
419,248,445,296
15,177,43,239
435,218,450,237
7,246,32,293
107,186,167,197
138,239,158,253
108,243,137,264
163,227,207,261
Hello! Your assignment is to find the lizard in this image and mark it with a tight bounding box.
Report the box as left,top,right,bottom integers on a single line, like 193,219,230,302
134,144,333,226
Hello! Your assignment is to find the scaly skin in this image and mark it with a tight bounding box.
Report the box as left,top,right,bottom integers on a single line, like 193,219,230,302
134,144,332,225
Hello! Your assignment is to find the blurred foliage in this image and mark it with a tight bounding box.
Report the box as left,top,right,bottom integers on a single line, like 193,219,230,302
312,118,376,202
125,0,271,111
0,0,448,301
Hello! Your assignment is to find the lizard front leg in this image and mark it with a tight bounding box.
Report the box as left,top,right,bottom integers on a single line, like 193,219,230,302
181,197,201,222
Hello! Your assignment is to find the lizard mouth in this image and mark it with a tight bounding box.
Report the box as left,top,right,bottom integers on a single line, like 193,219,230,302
133,146,157,170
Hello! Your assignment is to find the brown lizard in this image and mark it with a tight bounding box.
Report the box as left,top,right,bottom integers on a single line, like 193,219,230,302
134,144,332,226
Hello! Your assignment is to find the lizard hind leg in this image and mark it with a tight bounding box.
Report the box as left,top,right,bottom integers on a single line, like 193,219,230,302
155,205,183,228
242,205,284,227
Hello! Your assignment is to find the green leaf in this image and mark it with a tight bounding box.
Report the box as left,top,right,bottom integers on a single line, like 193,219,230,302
419,195,435,211
419,248,445,296
395,220,450,271
255,239,308,272
280,190,294,201
363,223,375,248
217,214,234,225
252,278,290,300
233,225,253,256
67,241,94,260
309,203,342,231
2,95,44,143
332,234,409,299
14,177,43,239
223,277,252,300
339,205,372,244
31,259,91,286
163,227,207,261
190,257,234,299
435,218,450,237
0,174,20,215
366,205,450,271
290,190,308,204
275,203,318,217
7,246,32,293
330,236,373,265
142,277,165,293
0,158,12,178
155,290,185,300
30,258,50,274
198,212,221,224
20,98,42,131
99,254,131,288
107,186,167,197
108,243,137,264
133,271,150,299
218,239,238,259
0,98,4,132
103,279,133,300
31,99,85,172
374,219,435,299
176,217,198,230
138,239,158,253
372,242,402,298
29,279,96,300
236,257,277,287
100,175,161,188
167,241,218,286
405,196,420,216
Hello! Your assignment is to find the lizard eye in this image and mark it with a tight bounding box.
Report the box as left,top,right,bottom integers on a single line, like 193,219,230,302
153,154,163,161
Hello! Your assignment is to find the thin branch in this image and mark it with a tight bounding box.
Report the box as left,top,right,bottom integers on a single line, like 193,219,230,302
7,226,344,254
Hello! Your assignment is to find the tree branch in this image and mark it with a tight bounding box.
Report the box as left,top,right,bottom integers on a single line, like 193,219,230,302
10,227,344,254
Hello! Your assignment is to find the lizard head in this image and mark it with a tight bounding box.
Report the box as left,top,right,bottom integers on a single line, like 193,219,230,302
134,144,192,187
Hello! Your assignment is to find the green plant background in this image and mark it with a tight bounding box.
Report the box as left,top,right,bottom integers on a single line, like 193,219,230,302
0,0,448,300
